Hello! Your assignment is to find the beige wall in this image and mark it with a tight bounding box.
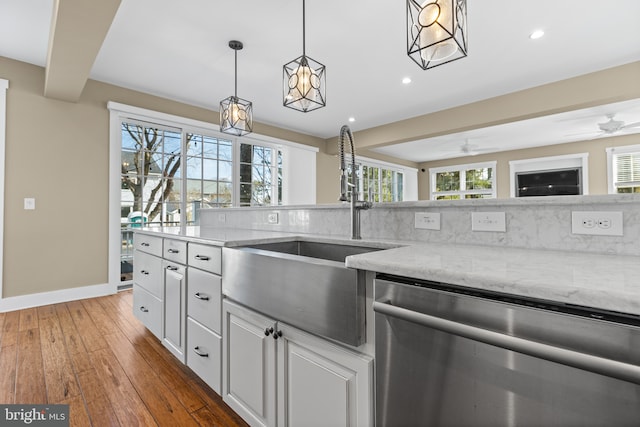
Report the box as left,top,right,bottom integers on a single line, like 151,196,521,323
1,56,324,299
416,133,640,199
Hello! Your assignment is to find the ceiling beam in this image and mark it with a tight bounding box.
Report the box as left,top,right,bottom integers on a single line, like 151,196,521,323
44,0,121,102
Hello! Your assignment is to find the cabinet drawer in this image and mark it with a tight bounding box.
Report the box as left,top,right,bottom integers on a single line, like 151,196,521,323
187,268,222,333
133,251,163,298
133,233,163,257
187,317,222,394
133,285,162,339
164,239,187,265
188,243,222,274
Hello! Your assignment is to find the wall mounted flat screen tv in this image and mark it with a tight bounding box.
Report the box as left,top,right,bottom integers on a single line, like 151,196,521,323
516,167,582,197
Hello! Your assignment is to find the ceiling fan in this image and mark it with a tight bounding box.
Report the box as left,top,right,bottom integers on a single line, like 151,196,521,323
459,139,494,156
597,114,640,135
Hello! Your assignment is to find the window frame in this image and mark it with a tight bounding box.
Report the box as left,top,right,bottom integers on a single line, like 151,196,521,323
607,144,640,194
429,161,497,200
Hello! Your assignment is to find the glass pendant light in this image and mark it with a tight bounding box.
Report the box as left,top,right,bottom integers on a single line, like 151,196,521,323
407,0,468,70
283,0,326,112
220,40,253,136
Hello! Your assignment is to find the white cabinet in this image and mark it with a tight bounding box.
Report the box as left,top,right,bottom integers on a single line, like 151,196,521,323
223,299,277,427
277,324,373,427
163,258,186,362
222,299,373,427
132,284,162,338
133,235,163,340
186,244,223,394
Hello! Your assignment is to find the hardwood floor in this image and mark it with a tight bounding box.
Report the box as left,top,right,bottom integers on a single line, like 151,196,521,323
0,290,248,427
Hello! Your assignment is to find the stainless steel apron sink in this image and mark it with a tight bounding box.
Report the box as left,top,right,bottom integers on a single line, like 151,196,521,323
222,240,385,347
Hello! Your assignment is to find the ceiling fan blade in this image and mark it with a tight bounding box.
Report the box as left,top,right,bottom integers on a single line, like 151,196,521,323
622,121,640,129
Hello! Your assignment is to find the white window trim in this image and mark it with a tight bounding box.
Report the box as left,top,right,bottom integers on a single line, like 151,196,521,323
606,144,640,194
107,101,318,291
509,153,589,197
0,79,7,303
430,161,497,200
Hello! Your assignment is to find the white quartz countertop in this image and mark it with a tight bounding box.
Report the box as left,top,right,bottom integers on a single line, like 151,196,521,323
346,243,640,317
136,226,640,317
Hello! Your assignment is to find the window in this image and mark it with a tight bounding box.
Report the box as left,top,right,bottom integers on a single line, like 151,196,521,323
109,102,316,291
430,162,496,200
239,143,283,206
607,144,640,194
346,157,407,203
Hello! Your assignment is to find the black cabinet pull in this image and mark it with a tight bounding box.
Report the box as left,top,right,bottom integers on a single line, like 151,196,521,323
139,306,149,313
264,327,274,336
193,346,209,357
140,270,149,275
273,330,283,340
167,248,179,253
140,242,150,247
195,255,210,261
194,292,210,301
166,266,179,271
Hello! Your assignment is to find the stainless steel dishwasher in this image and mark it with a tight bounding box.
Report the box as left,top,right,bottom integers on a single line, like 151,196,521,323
374,275,640,427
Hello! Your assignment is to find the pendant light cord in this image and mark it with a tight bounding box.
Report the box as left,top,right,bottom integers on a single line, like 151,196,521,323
302,0,306,56
234,49,238,98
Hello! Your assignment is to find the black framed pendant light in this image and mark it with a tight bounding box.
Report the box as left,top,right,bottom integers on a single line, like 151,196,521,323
220,40,253,136
407,0,468,70
283,0,326,112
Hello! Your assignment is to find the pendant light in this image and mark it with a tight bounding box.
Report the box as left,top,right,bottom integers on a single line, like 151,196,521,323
283,0,326,112
407,0,468,70
220,40,253,136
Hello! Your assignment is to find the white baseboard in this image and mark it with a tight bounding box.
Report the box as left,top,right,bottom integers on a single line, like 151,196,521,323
0,283,116,313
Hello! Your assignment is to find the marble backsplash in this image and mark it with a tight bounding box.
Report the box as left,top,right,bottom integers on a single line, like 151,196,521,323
199,195,640,256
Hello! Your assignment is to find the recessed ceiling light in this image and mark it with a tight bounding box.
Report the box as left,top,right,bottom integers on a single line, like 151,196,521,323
402,77,412,84
529,29,545,40
348,117,355,122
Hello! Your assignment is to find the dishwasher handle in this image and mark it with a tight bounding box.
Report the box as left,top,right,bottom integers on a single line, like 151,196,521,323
373,300,640,386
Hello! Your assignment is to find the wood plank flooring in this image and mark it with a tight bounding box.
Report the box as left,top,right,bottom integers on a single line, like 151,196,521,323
0,290,248,427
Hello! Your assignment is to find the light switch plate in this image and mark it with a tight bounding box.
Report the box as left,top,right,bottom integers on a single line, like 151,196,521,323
471,212,506,232
415,212,440,230
24,197,35,210
571,211,623,236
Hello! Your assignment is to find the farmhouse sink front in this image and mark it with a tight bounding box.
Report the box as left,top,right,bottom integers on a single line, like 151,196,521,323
222,239,385,346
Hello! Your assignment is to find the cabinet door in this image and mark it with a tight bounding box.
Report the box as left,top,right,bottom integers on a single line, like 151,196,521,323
223,299,277,427
277,324,374,427
163,261,186,362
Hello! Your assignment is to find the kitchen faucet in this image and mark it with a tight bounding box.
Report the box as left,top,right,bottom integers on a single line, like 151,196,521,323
338,125,372,240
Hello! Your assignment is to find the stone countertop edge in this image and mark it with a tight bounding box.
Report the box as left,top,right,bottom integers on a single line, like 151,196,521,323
346,243,640,317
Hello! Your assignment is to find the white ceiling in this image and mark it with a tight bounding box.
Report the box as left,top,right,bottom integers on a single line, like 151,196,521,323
1,0,640,162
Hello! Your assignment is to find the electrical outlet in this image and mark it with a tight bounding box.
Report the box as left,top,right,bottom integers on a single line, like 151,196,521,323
572,211,623,236
415,212,440,230
218,213,226,223
24,197,36,210
471,212,506,232
267,212,279,224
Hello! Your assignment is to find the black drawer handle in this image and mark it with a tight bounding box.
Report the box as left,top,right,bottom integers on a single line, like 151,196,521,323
140,270,149,275
167,248,180,254
195,255,210,261
139,306,149,313
194,292,210,301
193,346,209,357
140,242,150,247
166,266,179,271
